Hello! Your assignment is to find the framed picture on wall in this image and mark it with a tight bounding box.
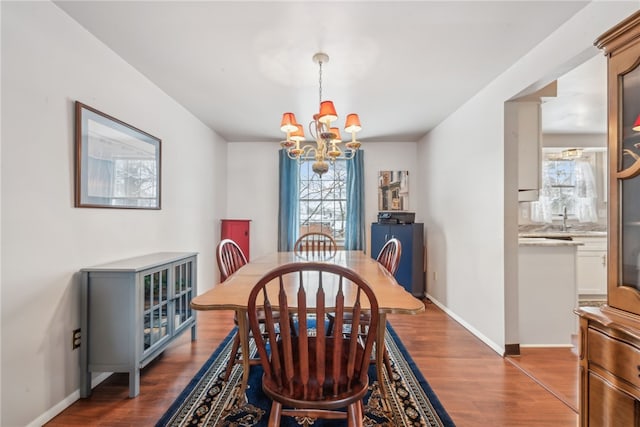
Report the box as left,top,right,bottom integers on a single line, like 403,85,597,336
378,171,409,211
75,101,161,209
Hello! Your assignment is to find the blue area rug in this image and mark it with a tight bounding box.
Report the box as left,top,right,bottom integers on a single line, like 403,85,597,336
156,323,455,426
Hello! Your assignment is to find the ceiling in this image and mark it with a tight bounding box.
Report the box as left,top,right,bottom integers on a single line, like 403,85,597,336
54,1,599,143
541,54,607,135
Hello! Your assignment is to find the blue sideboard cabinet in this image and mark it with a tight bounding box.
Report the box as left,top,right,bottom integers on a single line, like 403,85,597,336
371,223,424,297
80,252,198,398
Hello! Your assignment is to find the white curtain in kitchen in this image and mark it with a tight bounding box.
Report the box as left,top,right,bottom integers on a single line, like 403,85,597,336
530,159,598,223
573,159,598,223
530,180,553,223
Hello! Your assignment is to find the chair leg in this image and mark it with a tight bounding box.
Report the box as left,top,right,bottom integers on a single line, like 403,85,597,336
347,400,364,427
223,333,240,381
268,401,282,426
383,346,393,380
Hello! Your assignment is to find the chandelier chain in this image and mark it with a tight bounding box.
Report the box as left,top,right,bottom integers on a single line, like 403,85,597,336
318,59,323,104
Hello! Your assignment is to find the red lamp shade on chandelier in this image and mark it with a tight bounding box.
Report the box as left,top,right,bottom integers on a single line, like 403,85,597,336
633,113,640,131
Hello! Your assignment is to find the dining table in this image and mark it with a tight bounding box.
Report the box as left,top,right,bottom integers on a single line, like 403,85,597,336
190,250,425,399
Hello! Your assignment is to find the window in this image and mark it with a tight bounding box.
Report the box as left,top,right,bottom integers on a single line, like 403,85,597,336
531,149,601,223
542,158,578,216
299,160,347,244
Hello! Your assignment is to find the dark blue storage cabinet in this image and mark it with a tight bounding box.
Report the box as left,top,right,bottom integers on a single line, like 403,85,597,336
371,223,424,297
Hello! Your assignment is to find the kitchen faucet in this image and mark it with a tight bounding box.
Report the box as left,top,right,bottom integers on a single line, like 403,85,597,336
562,206,568,232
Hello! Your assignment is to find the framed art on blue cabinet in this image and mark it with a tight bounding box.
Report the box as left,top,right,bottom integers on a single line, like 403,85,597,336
75,101,161,209
378,170,409,211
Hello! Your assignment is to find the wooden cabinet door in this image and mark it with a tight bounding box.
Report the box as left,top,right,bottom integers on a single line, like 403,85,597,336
221,219,250,260
588,373,639,426
597,14,640,315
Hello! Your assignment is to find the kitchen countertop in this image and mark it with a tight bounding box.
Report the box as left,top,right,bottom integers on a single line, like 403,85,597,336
518,223,607,239
519,231,607,238
518,237,584,247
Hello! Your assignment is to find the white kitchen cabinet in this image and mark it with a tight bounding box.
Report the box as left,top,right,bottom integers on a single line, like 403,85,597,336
517,101,542,202
518,238,580,345
576,236,607,296
507,82,556,202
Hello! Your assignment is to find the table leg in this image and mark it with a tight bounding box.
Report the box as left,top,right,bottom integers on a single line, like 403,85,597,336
377,313,388,399
236,309,251,396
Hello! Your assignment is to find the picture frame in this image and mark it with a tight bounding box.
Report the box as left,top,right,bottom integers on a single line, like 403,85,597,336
75,101,161,209
378,170,409,211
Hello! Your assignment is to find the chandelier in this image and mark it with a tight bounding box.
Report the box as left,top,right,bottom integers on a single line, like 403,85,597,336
279,52,362,176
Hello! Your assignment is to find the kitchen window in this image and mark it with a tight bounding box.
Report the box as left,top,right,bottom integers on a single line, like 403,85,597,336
531,149,600,223
543,158,579,216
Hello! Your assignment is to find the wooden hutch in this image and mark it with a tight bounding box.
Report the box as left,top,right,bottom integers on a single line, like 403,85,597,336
576,10,640,426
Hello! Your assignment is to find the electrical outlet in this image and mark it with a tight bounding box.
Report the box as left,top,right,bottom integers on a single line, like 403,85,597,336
72,328,81,350
433,271,437,281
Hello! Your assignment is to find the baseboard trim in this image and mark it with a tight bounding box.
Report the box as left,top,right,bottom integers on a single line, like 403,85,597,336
520,344,574,348
26,372,112,427
426,294,505,356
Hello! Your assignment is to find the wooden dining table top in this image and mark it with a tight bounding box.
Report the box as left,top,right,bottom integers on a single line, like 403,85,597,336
191,250,424,314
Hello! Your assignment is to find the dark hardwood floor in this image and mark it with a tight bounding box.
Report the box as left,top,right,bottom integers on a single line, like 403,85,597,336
46,300,578,426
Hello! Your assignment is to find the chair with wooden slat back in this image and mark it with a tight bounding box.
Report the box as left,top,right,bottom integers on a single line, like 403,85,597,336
216,239,248,282
294,232,338,260
216,239,256,381
326,238,402,379
247,262,379,426
376,238,402,276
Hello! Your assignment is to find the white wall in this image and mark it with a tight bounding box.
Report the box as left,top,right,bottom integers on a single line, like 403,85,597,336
1,2,227,426
226,142,281,259
361,142,419,253
418,2,638,354
227,142,419,258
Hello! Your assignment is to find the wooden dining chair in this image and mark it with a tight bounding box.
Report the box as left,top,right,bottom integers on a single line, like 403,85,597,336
216,238,248,282
247,262,379,426
216,239,256,381
327,238,402,379
294,232,338,260
376,238,402,276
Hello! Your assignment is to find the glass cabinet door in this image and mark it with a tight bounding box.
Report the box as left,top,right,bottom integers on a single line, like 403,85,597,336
173,259,194,331
607,45,640,314
143,267,170,351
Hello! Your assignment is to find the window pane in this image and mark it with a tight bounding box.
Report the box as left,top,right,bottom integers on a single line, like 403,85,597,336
545,160,575,187
299,159,347,241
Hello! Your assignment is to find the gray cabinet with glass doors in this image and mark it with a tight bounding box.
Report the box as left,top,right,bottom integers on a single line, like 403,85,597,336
80,252,197,398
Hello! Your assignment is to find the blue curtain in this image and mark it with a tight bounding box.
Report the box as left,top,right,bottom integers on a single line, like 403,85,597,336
344,150,365,250
278,149,299,251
